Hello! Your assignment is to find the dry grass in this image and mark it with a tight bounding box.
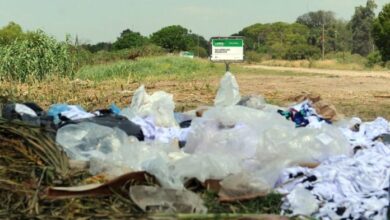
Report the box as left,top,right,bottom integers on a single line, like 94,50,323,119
0,119,284,219
260,59,386,71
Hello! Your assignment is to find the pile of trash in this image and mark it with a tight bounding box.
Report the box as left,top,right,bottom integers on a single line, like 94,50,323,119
1,72,389,219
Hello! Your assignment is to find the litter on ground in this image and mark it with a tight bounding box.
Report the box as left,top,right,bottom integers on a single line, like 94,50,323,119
1,72,389,219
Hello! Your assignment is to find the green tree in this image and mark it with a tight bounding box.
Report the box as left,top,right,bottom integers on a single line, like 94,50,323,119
350,0,377,56
187,33,209,57
113,29,147,50
372,3,390,61
0,22,25,45
297,11,351,53
238,22,319,59
83,42,113,52
150,25,191,52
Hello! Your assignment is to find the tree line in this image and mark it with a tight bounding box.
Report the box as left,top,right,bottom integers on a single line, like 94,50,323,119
0,0,389,63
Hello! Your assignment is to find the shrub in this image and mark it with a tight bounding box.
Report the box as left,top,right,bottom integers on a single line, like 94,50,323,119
245,51,264,63
189,46,208,58
284,44,321,60
91,44,166,64
366,51,383,67
325,52,366,64
0,30,74,82
385,61,390,69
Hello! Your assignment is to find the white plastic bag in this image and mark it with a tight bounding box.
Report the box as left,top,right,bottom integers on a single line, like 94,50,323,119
214,72,241,107
121,85,178,127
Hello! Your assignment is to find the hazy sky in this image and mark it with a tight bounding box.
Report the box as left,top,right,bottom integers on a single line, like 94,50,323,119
0,0,388,43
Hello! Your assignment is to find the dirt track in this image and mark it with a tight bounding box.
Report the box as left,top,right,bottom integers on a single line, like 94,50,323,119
166,65,390,120
244,64,390,78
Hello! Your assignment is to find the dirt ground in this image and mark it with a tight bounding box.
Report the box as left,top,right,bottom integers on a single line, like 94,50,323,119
148,65,390,120
2,65,389,121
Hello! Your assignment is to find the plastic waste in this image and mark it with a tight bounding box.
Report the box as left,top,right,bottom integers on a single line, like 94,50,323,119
218,172,271,202
109,103,121,115
61,115,144,141
283,185,319,216
56,122,129,161
48,104,94,124
14,104,37,117
237,95,266,110
121,85,177,127
214,72,241,107
129,186,207,213
183,105,350,190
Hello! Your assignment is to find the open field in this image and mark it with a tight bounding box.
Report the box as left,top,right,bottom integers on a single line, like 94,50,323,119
1,56,389,121
1,56,390,218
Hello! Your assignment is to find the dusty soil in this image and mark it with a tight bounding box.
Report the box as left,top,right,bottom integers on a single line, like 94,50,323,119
2,66,389,120
151,66,390,120
244,64,390,78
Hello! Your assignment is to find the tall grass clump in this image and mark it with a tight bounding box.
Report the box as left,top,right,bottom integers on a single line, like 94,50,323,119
0,30,74,82
76,56,219,81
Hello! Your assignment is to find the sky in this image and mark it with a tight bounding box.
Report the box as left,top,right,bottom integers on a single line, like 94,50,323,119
0,0,388,44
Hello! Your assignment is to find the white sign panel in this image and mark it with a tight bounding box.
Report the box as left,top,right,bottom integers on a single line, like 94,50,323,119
211,38,244,62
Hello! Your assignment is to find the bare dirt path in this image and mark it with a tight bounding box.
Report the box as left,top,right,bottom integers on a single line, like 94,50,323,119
244,64,390,78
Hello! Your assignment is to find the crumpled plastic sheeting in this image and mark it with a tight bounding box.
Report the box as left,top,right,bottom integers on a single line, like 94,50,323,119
214,72,241,107
278,118,390,220
56,122,129,161
237,95,266,110
183,105,350,189
129,186,207,213
121,85,178,128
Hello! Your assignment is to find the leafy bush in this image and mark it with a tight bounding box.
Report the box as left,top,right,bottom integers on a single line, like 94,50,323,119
366,51,383,67
385,61,390,69
284,44,321,60
0,30,74,82
90,44,166,64
245,51,265,63
69,46,93,69
189,46,208,58
325,52,366,64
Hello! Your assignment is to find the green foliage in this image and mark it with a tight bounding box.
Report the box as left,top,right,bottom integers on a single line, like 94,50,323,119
75,56,219,81
297,10,336,29
297,11,352,53
150,25,191,52
90,44,165,64
82,42,113,52
284,44,321,60
0,30,74,82
239,22,313,59
69,46,94,69
245,51,265,63
325,52,366,64
113,29,148,50
0,22,25,45
187,33,209,50
189,46,208,58
372,3,390,61
366,51,382,67
350,0,377,56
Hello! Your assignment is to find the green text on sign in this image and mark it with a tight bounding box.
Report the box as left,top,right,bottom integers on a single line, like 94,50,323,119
212,39,243,47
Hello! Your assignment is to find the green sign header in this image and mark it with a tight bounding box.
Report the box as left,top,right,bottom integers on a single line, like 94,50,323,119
212,39,243,47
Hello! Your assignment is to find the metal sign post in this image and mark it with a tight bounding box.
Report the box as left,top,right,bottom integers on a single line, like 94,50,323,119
225,62,230,72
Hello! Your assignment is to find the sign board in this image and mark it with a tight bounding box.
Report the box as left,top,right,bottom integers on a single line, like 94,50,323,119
180,51,194,59
210,37,244,62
